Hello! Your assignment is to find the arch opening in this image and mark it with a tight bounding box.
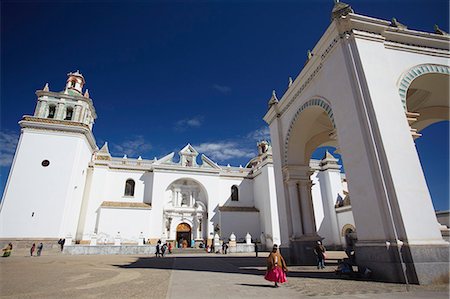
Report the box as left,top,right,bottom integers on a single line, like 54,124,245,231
405,71,450,212
284,99,355,253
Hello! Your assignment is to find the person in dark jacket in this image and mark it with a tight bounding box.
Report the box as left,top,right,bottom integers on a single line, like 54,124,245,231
314,241,326,269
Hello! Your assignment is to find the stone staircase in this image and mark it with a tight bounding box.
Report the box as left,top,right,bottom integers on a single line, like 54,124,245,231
171,247,207,254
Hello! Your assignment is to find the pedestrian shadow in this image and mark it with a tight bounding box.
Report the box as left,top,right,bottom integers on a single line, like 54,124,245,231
112,256,355,281
238,283,275,288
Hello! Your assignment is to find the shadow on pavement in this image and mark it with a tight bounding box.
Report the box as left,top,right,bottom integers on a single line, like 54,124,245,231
113,255,353,281
238,283,276,288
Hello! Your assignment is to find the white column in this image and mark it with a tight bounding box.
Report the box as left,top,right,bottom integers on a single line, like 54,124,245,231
74,105,82,122
34,101,42,117
286,180,303,238
298,179,318,236
56,103,65,119
38,101,48,117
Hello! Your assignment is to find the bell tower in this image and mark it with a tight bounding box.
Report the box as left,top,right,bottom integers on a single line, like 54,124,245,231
0,71,98,241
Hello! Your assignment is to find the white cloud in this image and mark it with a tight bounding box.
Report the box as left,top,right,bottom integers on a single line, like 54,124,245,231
212,84,231,94
112,136,152,157
174,116,203,131
0,130,20,167
195,142,254,161
247,126,271,141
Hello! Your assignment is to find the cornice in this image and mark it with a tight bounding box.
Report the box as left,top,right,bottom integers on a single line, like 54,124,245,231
264,12,450,125
218,206,259,212
100,201,152,209
19,116,97,151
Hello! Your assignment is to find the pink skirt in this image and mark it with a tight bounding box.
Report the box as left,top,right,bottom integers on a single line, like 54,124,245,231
265,267,287,283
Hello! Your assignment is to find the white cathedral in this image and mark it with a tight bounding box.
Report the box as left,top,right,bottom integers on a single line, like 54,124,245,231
0,71,354,250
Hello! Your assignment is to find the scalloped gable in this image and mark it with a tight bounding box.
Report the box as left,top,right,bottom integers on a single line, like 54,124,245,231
155,152,175,164
201,154,221,169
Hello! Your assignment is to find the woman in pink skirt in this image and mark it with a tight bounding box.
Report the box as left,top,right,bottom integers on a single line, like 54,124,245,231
264,244,288,287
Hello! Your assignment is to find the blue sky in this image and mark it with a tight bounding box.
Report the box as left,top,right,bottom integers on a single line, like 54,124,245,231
1,0,448,211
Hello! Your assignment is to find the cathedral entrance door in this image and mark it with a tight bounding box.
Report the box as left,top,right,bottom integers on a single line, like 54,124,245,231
176,223,191,248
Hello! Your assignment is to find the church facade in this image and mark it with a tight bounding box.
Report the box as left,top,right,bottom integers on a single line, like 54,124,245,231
0,72,353,250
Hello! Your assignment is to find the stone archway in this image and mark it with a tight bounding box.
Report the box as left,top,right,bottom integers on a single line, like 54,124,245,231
163,178,208,248
264,9,449,284
281,98,344,264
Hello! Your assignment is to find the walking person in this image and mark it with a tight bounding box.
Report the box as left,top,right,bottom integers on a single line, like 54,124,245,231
264,244,288,288
255,242,258,257
36,242,43,256
58,238,65,252
168,242,172,254
155,241,161,258
30,243,36,256
314,240,326,269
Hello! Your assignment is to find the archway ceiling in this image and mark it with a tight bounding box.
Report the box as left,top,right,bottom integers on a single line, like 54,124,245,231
287,108,335,165
407,73,449,132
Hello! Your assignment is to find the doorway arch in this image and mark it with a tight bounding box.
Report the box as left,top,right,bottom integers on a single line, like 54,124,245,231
176,223,192,248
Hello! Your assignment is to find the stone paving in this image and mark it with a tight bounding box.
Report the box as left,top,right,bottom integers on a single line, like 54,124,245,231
0,252,448,298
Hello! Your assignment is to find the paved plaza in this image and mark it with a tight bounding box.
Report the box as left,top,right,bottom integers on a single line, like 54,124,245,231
0,252,448,299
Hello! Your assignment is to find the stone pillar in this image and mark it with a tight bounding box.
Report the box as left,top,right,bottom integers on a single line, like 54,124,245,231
214,233,220,252
90,233,97,246
38,101,48,118
317,152,344,248
298,178,318,236
114,233,121,246
283,165,321,265
74,105,82,122
229,233,237,253
56,103,65,119
246,232,252,244
138,232,144,246
286,180,303,238
65,233,73,246
34,101,42,117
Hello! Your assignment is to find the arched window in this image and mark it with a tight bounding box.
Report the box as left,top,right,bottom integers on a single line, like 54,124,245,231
65,107,74,120
47,105,56,118
124,179,135,196
231,185,239,201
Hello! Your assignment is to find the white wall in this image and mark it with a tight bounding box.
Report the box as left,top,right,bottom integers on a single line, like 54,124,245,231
96,207,151,243
220,211,260,242
0,130,92,238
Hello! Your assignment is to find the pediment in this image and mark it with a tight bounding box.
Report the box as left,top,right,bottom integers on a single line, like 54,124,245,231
179,143,199,156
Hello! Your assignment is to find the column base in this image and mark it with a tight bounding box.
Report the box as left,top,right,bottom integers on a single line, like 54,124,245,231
355,241,449,284
284,235,322,265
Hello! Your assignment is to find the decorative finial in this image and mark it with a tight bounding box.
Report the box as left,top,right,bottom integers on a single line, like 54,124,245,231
268,90,279,109
43,83,49,92
390,18,407,29
138,156,142,160
307,50,313,60
123,154,128,159
434,24,448,35
331,0,353,20
84,89,90,98
288,77,293,87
